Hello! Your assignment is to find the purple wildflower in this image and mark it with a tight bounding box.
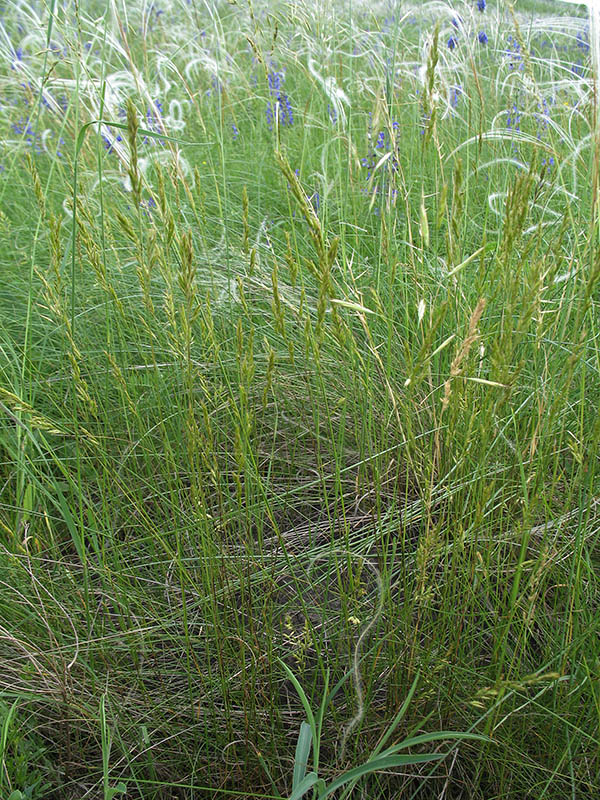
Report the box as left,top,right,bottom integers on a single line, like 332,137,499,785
11,47,25,71
507,103,521,131
102,129,123,153
535,97,551,139
281,93,293,125
268,70,283,94
507,35,524,72
11,116,43,153
541,157,555,175
576,31,590,53
266,67,293,128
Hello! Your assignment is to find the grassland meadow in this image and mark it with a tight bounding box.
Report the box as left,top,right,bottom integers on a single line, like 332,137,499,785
0,0,599,797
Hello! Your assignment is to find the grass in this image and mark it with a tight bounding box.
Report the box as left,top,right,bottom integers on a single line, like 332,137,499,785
0,0,599,797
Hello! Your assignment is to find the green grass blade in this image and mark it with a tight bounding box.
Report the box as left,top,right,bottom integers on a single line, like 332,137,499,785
319,754,446,798
369,671,421,759
292,722,313,791
287,771,321,800
376,731,491,760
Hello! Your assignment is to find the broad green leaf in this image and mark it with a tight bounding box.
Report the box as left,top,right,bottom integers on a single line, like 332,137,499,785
106,782,127,799
1,700,19,763
293,722,312,790
376,731,491,760
369,672,420,759
287,771,321,800
314,669,330,770
22,482,35,524
319,754,445,798
280,661,317,751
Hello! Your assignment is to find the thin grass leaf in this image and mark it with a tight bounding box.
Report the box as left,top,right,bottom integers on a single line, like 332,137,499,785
445,245,490,278
446,131,556,162
329,298,378,315
463,376,508,388
76,119,211,157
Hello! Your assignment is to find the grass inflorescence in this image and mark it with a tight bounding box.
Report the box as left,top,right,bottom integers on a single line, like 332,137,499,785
0,0,598,798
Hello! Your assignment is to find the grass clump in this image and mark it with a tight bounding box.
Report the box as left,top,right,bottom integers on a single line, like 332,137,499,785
0,0,599,798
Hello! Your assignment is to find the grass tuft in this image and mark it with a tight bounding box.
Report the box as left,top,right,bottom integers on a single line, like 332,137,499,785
0,1,598,798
